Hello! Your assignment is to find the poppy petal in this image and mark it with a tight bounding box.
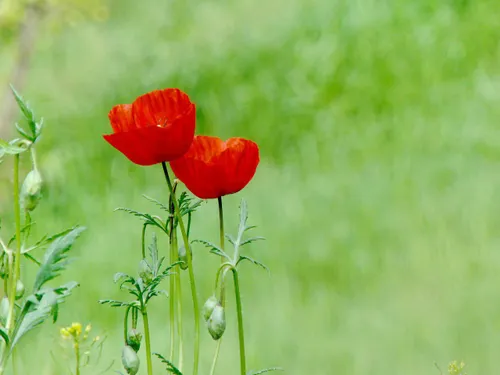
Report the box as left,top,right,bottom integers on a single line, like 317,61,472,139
132,88,194,128
108,104,134,133
104,111,195,165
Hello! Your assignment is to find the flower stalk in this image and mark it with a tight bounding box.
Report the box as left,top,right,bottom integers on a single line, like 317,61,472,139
162,162,200,375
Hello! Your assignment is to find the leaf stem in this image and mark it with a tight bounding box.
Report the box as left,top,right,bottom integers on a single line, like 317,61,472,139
232,269,247,375
161,162,199,375
142,308,154,375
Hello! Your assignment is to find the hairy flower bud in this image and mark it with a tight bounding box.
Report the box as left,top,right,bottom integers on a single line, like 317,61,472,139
15,280,25,300
138,260,153,283
208,303,226,340
178,245,191,270
202,295,218,322
122,345,140,375
126,328,142,352
0,298,9,326
21,169,42,211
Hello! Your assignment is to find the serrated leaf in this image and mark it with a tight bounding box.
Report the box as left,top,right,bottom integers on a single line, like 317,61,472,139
98,299,137,308
238,255,270,273
225,234,236,245
154,353,183,375
247,367,284,375
240,236,265,247
115,208,167,233
10,85,39,140
33,226,85,292
193,239,230,260
11,290,57,349
142,195,170,212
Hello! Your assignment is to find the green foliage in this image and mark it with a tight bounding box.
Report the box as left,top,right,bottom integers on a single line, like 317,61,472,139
154,353,183,375
33,226,85,292
247,368,284,375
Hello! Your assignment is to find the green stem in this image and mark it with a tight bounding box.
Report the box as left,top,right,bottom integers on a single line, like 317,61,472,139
124,305,132,343
7,154,21,333
142,309,154,375
141,224,147,259
161,163,199,375
232,269,246,375
209,197,225,375
168,224,176,362
75,343,80,375
175,246,184,372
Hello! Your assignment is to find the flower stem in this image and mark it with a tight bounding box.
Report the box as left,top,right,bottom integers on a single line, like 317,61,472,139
141,224,147,259
7,154,22,333
209,197,225,375
232,269,247,375
161,162,199,375
75,343,80,375
168,226,176,362
142,308,154,375
175,253,184,372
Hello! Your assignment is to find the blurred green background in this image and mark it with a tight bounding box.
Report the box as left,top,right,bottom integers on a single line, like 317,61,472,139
1,0,500,374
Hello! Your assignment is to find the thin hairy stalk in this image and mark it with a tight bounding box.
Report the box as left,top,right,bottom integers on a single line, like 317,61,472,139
209,197,226,375
161,162,200,375
142,309,154,375
175,266,184,372
232,269,247,375
141,224,147,259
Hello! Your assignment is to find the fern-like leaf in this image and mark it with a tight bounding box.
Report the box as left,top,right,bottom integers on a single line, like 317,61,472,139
33,226,85,292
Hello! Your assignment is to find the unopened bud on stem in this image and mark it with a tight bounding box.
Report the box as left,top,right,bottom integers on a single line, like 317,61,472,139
21,169,42,211
178,245,192,270
126,328,142,352
122,345,140,375
208,303,226,340
202,295,218,322
15,280,25,299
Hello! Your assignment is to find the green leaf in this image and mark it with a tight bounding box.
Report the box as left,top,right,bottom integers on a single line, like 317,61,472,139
142,195,170,212
178,192,203,217
148,233,165,277
115,207,167,233
10,85,40,141
98,299,137,308
0,328,9,345
0,139,28,155
240,236,265,247
33,226,85,292
11,290,57,349
247,367,284,375
153,353,183,375
193,239,231,260
238,255,270,273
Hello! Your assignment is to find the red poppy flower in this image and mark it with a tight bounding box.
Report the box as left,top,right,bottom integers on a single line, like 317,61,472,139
103,88,195,166
170,136,260,199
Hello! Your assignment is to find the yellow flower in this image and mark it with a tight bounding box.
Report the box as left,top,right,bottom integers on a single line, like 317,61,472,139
60,328,70,339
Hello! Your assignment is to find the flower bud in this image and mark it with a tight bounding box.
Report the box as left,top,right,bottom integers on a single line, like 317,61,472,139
207,303,226,340
202,295,218,322
178,245,192,270
138,260,153,283
0,298,9,326
122,345,140,375
126,328,142,352
15,280,25,300
21,169,42,211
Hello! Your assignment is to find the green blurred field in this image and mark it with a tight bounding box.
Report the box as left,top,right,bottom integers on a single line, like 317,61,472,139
2,0,500,374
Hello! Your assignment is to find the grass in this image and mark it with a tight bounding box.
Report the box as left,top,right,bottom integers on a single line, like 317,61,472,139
1,0,500,373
